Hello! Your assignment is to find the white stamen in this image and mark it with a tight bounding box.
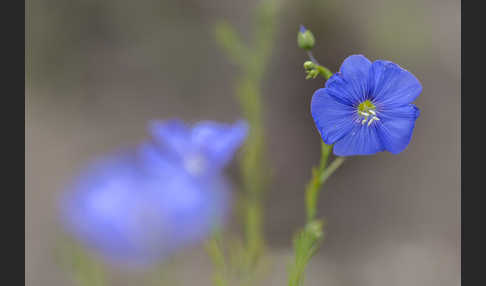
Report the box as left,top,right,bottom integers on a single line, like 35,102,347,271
357,106,380,127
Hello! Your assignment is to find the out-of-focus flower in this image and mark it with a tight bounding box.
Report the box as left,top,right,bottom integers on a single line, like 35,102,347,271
60,120,248,267
311,55,421,156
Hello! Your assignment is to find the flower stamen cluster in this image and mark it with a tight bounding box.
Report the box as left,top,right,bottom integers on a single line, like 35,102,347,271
356,100,380,126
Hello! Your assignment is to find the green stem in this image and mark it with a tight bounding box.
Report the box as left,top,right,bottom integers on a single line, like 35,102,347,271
319,157,346,185
205,232,228,286
305,142,332,221
288,52,347,285
210,1,279,285
289,147,345,286
315,65,333,80
305,154,346,221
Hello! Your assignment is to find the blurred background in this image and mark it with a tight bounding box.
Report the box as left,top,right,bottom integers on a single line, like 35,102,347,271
26,0,460,285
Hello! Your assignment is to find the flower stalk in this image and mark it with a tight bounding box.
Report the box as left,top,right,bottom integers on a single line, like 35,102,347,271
209,1,280,285
305,142,332,222
288,26,346,286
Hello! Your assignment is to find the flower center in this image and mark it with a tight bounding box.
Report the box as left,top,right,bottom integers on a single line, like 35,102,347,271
184,154,206,175
357,100,380,126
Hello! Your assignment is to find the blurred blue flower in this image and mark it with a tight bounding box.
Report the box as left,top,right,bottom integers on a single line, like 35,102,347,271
311,55,421,156
148,119,248,176
60,119,248,267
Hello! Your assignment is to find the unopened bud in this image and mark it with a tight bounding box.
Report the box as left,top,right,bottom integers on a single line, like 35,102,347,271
303,61,314,70
297,25,315,50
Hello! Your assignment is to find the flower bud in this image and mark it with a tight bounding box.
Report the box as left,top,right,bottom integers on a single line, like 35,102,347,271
305,69,319,80
303,61,314,70
297,25,315,50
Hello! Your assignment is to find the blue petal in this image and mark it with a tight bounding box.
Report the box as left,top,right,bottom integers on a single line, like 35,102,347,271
161,174,231,245
60,154,170,266
311,88,356,144
191,120,248,168
136,142,180,176
148,119,247,175
376,104,420,154
326,55,372,105
148,119,192,157
333,124,385,156
368,60,422,108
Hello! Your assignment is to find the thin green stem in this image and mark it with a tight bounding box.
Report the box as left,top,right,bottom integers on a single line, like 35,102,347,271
288,49,348,286
205,232,229,286
305,155,346,221
305,142,331,221
209,1,280,285
319,157,346,185
289,148,345,286
306,51,320,65
315,65,333,80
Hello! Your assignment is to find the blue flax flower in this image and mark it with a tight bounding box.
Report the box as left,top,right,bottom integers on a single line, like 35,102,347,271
60,119,247,267
311,55,421,156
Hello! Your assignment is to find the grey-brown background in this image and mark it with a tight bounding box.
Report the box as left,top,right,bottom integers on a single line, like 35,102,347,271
26,0,460,285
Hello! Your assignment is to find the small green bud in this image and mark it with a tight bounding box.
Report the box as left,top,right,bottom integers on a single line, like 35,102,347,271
305,69,319,80
297,25,315,50
305,220,324,240
303,61,314,70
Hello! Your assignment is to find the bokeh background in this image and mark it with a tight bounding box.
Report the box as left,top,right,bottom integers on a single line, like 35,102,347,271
26,0,460,285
